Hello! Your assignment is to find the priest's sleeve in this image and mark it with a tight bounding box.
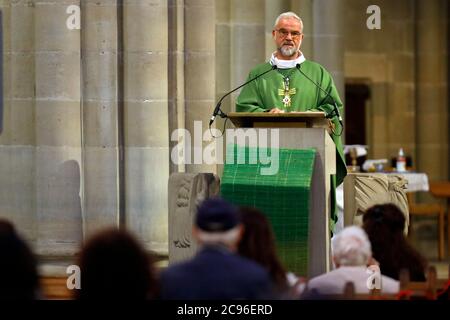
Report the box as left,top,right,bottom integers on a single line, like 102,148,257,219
236,71,267,113
316,69,348,234
315,70,347,187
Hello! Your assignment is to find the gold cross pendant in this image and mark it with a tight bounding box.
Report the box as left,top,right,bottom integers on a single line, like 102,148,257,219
278,78,296,108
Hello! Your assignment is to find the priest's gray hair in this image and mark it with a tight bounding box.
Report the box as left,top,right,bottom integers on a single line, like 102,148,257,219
331,226,372,266
274,12,303,30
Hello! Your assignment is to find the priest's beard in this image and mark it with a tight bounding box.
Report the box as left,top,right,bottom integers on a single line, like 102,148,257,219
278,45,298,58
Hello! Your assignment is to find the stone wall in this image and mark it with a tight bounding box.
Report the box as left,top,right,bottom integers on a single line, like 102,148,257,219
344,0,448,183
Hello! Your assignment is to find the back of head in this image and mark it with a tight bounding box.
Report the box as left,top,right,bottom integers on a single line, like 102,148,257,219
363,204,426,280
238,207,288,293
238,207,275,259
363,204,405,236
0,219,39,300
332,226,372,267
77,228,157,300
194,197,242,248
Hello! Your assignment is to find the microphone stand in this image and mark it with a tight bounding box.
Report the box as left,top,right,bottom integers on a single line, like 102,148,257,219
296,64,344,135
209,65,278,128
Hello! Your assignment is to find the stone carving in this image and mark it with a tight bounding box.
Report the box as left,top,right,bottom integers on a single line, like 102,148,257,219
348,173,409,234
168,173,220,264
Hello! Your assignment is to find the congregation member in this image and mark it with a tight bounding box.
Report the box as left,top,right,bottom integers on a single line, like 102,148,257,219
363,204,427,281
160,198,273,299
306,226,399,296
238,207,305,298
76,228,158,300
0,219,40,300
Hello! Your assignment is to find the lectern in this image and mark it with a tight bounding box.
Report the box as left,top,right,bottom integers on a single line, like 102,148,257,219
221,112,335,277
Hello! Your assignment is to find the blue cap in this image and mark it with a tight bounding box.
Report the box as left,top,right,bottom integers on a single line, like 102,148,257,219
195,198,240,232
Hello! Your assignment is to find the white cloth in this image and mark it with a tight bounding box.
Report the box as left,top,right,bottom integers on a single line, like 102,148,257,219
344,145,368,157
397,172,429,192
286,272,307,297
335,184,344,235
307,266,399,295
269,51,306,69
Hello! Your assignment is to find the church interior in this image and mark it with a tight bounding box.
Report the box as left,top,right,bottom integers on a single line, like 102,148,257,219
0,0,449,300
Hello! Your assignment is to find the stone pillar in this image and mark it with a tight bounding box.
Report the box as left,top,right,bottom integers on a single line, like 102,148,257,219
123,0,169,254
0,1,36,243
168,0,186,174
265,0,290,58
34,0,82,256
230,0,264,87
290,0,313,60
184,0,216,173
81,0,120,236
312,0,345,109
385,1,416,164
416,0,448,182
215,0,231,115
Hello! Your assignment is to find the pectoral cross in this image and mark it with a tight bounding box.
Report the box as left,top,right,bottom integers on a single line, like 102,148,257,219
278,77,296,109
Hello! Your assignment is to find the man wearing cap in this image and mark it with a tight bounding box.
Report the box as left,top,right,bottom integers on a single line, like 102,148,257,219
160,198,273,300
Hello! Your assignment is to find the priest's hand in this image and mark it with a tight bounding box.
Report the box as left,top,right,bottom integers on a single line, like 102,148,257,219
269,108,285,114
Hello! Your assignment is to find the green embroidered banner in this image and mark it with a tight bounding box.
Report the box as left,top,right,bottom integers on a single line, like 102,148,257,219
220,144,315,276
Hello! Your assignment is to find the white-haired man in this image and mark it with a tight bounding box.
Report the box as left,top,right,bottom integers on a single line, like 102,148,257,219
306,226,399,295
236,12,346,232
160,198,272,299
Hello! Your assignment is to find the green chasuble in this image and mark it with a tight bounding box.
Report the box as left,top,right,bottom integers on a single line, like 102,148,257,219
236,60,347,232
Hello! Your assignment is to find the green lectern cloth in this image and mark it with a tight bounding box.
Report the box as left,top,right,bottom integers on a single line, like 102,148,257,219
220,144,316,276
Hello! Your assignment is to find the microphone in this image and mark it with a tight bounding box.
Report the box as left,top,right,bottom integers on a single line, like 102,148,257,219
295,63,343,128
209,65,278,127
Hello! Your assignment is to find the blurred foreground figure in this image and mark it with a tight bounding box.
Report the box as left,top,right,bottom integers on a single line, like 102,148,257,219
0,219,40,300
76,228,158,300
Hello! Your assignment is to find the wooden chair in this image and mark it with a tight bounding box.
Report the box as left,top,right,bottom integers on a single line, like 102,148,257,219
300,280,396,300
300,265,450,300
398,266,448,300
407,193,445,260
40,276,73,300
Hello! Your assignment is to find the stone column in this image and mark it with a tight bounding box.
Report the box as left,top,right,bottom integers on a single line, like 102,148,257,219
312,0,345,108
215,0,231,115
168,0,186,174
291,0,313,59
385,1,416,165
415,0,448,182
265,0,290,58
230,0,265,87
123,0,169,254
0,0,36,243
81,0,120,236
34,0,82,256
184,0,216,173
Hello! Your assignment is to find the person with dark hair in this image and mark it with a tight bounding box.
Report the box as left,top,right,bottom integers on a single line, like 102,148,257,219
76,228,158,300
238,207,300,297
160,198,272,300
0,219,40,300
363,203,427,281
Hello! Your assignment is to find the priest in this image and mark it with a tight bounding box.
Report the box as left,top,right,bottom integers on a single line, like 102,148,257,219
236,11,347,232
